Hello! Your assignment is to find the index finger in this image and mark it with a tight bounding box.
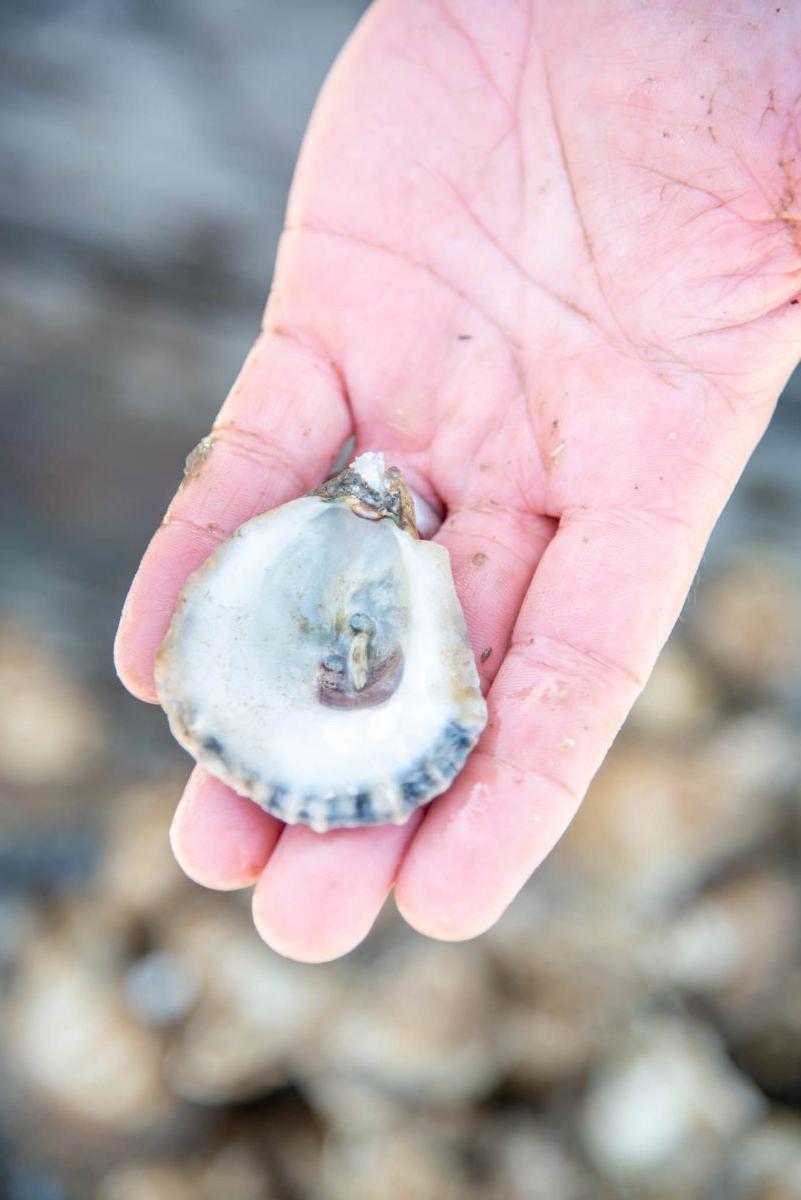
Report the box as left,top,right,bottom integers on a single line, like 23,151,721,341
395,483,726,940
114,330,350,702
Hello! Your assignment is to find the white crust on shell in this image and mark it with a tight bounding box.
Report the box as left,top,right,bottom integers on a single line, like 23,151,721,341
350,451,387,491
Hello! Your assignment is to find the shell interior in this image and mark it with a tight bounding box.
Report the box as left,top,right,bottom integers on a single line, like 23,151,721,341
156,454,487,831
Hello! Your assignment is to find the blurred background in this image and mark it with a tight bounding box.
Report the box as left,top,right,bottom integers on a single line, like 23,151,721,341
1,2,800,1197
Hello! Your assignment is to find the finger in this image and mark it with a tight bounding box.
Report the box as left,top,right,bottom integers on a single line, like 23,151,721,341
435,500,556,690
170,766,282,890
251,815,422,964
114,330,350,702
395,498,721,940
249,495,551,963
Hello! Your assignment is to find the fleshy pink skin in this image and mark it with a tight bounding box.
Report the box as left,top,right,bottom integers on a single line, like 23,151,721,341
115,0,801,962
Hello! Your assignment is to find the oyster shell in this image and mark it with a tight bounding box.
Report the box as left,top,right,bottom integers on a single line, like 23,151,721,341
156,452,487,831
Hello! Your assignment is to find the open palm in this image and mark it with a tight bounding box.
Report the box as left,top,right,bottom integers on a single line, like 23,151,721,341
116,0,801,961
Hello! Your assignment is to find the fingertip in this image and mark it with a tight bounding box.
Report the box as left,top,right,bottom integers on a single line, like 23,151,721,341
393,878,503,944
251,840,385,965
394,753,572,943
250,881,374,964
114,519,220,708
170,767,282,891
114,657,158,704
113,592,159,704
250,818,421,963
393,839,511,944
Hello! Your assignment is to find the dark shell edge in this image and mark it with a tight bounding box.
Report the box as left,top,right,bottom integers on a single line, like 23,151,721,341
164,700,486,831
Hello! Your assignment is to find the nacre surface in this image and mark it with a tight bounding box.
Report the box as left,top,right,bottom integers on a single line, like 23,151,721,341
156,453,487,830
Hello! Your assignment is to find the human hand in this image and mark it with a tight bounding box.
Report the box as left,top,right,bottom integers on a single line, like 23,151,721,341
115,0,801,961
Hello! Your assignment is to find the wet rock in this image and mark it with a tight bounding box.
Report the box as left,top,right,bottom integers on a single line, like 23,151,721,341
201,1141,279,1200
162,903,334,1103
0,895,39,970
122,951,198,1028
97,1164,197,1200
100,780,187,919
481,1115,608,1200
320,940,500,1104
321,1121,478,1200
6,933,173,1132
692,553,801,696
629,639,720,738
0,623,103,785
733,965,801,1099
718,1114,801,1200
258,1115,324,1200
488,896,649,1086
559,717,793,907
97,1145,281,1200
579,1017,765,1195
654,867,800,1035
300,1073,408,1136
